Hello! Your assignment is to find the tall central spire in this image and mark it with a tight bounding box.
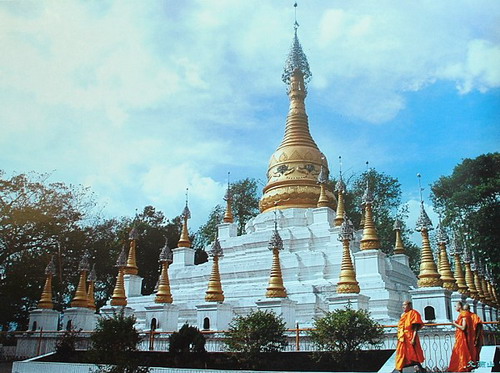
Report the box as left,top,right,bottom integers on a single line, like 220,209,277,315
260,18,336,212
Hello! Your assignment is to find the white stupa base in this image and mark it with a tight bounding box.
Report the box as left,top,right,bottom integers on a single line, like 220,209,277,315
196,302,233,331
256,298,297,328
410,287,452,323
145,303,179,332
63,307,97,331
476,301,486,321
328,293,370,312
28,308,60,331
124,274,143,297
172,247,195,267
391,253,410,267
100,305,135,318
451,292,467,306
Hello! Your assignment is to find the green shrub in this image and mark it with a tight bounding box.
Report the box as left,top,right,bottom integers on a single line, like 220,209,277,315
224,310,287,355
55,327,80,359
168,324,206,353
89,310,149,373
309,307,383,366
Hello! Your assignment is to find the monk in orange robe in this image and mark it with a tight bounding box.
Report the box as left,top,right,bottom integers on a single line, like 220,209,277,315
395,301,425,373
448,302,474,372
464,303,483,365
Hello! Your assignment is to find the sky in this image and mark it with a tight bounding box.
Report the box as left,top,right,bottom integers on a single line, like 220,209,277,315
1,1,499,242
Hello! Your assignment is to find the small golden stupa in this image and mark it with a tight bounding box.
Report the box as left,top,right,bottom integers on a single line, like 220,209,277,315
205,236,225,302
110,247,128,307
436,223,458,291
336,214,360,294
265,211,287,298
124,227,139,275
71,251,91,308
155,241,174,304
37,257,57,309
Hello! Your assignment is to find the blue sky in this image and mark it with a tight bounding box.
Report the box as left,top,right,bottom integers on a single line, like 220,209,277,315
1,1,499,241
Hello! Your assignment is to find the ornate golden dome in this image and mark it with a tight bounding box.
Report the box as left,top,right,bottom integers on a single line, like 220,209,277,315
260,28,336,212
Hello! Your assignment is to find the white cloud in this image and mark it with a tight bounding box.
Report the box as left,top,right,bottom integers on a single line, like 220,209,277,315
0,0,498,228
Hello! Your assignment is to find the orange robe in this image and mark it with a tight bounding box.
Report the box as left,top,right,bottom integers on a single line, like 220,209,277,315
470,312,483,364
448,311,473,372
395,309,425,371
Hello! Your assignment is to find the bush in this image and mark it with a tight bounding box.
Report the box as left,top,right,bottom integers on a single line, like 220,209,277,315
168,324,206,353
224,310,287,355
55,327,80,359
309,307,383,367
89,310,149,373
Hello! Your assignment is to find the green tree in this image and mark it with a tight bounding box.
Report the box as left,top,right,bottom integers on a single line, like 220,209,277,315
193,205,224,250
431,153,500,283
309,307,383,367
230,178,260,235
0,170,98,329
224,310,287,357
89,310,149,373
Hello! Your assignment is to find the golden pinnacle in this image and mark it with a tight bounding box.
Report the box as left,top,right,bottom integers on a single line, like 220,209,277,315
438,242,458,291
334,190,345,226
110,267,127,307
336,239,360,294
155,262,173,304
71,270,89,308
464,261,478,299
178,215,191,248
266,247,287,298
360,203,381,250
38,274,54,309
205,255,224,302
124,228,139,275
317,183,330,208
417,229,442,288
453,254,469,296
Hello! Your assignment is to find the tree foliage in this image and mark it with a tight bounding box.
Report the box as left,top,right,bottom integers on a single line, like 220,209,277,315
89,310,148,373
224,310,287,355
309,307,383,365
168,323,206,353
431,153,500,282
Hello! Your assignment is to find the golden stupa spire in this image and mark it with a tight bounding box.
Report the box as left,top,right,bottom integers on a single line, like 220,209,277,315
360,169,381,250
415,174,442,287
260,18,335,212
451,234,469,296
223,172,234,223
436,222,458,291
471,253,485,301
37,256,56,309
71,251,91,308
87,264,97,310
334,156,346,226
266,210,287,298
124,227,139,275
178,188,192,248
110,247,127,307
317,161,330,208
479,265,493,304
155,240,173,303
336,214,360,294
393,219,406,255
205,235,225,302
463,244,478,299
